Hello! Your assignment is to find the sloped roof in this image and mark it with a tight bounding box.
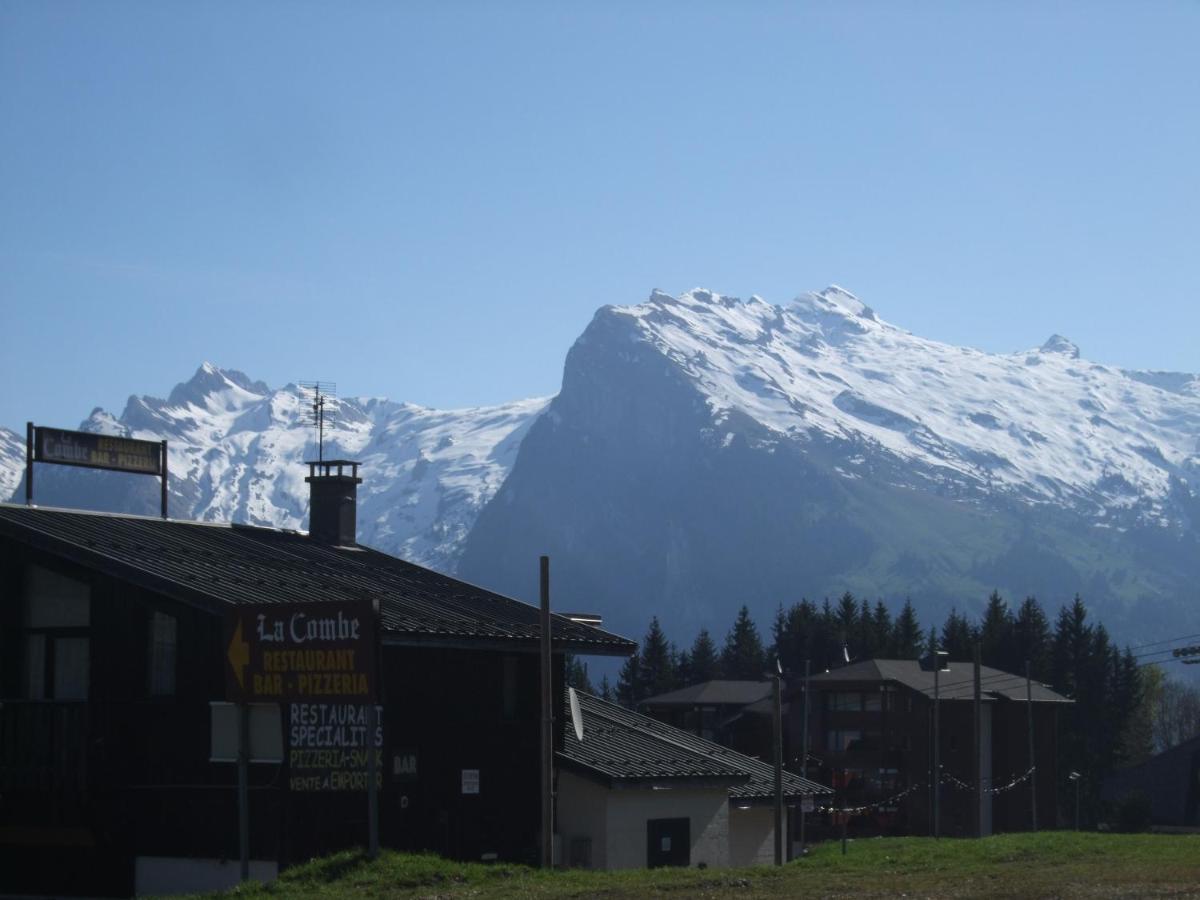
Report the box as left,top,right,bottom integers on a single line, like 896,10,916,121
808,659,1071,703
639,679,772,708
0,504,634,655
560,691,831,801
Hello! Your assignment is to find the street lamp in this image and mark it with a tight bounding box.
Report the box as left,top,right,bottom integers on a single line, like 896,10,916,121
1069,771,1082,831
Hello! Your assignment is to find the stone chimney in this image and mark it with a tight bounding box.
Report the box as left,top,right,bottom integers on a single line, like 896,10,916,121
305,459,363,545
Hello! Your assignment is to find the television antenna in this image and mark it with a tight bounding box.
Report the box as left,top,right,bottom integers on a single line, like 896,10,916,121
298,381,337,462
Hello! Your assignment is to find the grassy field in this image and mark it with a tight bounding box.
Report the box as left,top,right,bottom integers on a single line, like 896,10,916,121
203,832,1200,899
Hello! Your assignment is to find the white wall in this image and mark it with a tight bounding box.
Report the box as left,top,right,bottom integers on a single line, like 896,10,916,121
558,773,730,870
134,857,277,896
728,805,785,867
605,787,729,870
558,770,610,869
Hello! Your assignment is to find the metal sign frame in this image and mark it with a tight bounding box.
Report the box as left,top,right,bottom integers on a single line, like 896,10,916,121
25,422,169,518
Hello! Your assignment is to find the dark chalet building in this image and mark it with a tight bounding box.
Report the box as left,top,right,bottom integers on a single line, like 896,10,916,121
0,464,633,896
792,659,1070,838
637,680,775,756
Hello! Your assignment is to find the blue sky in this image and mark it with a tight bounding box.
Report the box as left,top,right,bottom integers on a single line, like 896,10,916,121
2,2,1197,430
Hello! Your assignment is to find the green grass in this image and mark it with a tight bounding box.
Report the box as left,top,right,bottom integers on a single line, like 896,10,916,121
198,832,1200,899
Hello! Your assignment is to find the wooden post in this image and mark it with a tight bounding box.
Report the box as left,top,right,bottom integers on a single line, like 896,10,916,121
25,422,33,506
539,556,553,868
367,598,381,859
367,701,379,859
973,642,982,837
160,439,169,519
933,661,940,839
773,670,783,866
1026,660,1037,832
238,703,250,882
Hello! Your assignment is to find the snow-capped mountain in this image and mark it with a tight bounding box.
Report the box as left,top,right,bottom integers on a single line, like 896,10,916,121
7,289,1198,643
459,287,1200,643
620,286,1200,524
6,364,547,573
0,427,24,502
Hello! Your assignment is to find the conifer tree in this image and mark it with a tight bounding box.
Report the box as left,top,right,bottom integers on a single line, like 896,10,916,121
673,647,693,686
940,608,976,660
891,598,924,659
835,592,858,645
774,599,820,673
564,654,594,694
1052,595,1092,698
856,597,875,659
871,600,893,658
1013,596,1052,682
615,650,642,708
638,617,676,699
720,605,767,680
979,590,1015,670
688,628,720,682
597,674,614,703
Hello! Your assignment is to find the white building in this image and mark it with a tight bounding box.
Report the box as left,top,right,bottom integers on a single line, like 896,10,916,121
557,691,831,870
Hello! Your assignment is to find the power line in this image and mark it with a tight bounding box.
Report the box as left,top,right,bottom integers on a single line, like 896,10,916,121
1127,631,1200,652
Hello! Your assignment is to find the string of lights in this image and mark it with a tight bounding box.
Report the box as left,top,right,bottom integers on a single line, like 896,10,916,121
940,767,1036,796
815,783,924,816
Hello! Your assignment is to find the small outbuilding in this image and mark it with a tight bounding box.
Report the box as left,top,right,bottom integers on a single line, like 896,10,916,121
556,691,830,870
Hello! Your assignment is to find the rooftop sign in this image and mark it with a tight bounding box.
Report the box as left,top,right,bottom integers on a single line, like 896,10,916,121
34,425,163,475
25,422,170,517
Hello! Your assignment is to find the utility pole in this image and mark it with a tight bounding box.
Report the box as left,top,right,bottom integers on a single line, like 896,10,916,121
933,653,943,839
772,663,783,866
973,642,982,838
1026,660,1037,832
800,659,811,855
539,556,554,869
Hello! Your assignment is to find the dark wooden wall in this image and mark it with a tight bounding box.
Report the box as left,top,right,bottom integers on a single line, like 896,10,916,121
0,535,561,896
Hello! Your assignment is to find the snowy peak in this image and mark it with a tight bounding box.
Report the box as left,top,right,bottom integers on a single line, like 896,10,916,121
166,362,270,410
1039,334,1081,359
793,285,879,323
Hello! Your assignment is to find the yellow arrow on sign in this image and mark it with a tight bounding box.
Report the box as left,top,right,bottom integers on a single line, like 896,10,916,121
227,617,250,691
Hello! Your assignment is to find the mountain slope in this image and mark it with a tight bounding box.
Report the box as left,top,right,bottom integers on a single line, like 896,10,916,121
7,364,547,573
458,288,1200,642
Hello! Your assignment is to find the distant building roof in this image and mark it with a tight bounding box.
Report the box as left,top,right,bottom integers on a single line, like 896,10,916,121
0,504,635,655
639,680,772,709
808,659,1072,704
560,691,831,802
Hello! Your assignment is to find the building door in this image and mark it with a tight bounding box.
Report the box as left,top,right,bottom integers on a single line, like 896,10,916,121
646,817,690,868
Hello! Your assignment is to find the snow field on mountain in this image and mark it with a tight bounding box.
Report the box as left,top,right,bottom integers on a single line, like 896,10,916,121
618,287,1200,525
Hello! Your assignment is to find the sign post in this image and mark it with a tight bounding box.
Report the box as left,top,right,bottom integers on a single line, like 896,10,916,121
27,423,170,518
224,600,381,875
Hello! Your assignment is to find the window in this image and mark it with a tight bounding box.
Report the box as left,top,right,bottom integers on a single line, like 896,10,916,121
148,611,178,696
827,728,862,752
22,565,91,700
828,692,861,712
863,691,882,712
